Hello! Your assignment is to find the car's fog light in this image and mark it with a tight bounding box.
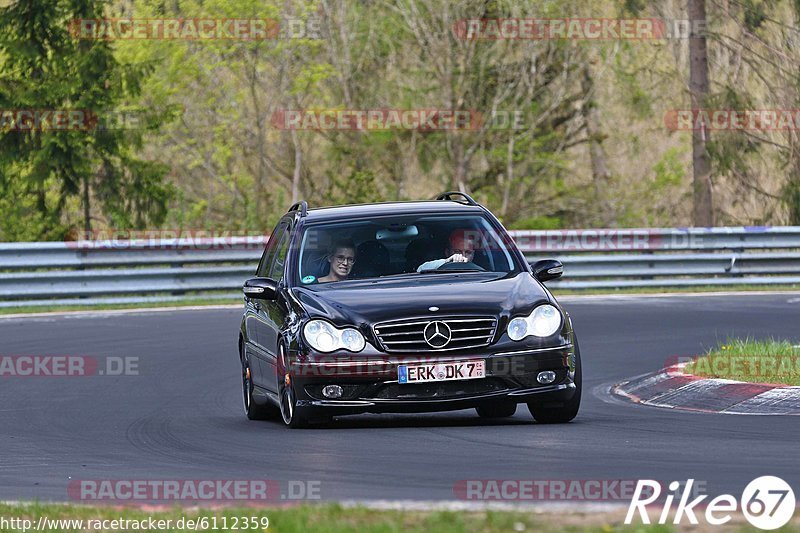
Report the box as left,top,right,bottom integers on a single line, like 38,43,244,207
322,385,343,399
537,371,556,384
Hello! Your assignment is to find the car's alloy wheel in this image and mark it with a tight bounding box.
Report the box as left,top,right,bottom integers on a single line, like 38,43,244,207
280,386,295,423
241,347,278,421
277,344,308,428
476,402,517,418
242,361,251,413
527,335,582,424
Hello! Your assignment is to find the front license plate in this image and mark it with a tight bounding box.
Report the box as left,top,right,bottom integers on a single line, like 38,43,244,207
398,360,485,384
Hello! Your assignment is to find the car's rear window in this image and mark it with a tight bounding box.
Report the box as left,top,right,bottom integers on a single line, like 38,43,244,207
295,214,519,285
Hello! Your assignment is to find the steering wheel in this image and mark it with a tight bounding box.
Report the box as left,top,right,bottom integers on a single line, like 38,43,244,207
436,261,485,272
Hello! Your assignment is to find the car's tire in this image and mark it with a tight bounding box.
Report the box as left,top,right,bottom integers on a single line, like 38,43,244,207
279,385,308,428
527,335,582,424
476,402,517,418
277,344,310,429
241,348,279,421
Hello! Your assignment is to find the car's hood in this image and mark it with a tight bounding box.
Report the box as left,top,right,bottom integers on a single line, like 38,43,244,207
291,272,550,325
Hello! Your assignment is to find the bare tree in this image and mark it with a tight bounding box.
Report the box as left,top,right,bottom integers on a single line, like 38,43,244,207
689,0,714,225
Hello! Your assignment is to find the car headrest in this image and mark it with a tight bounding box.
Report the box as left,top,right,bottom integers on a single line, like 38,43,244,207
404,238,438,272
351,240,390,278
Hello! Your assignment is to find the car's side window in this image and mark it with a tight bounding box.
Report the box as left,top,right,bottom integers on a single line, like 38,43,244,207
256,221,289,278
268,225,291,282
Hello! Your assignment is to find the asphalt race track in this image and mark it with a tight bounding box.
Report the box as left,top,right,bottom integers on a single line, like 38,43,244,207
1,293,799,503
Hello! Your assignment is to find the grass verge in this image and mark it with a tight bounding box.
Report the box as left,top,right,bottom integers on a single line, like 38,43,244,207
683,338,800,386
0,502,658,533
0,297,241,316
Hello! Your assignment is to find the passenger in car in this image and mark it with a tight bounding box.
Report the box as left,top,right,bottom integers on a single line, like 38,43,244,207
417,230,475,272
318,239,357,283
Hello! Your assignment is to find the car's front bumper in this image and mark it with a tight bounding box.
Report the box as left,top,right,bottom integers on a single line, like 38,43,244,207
287,344,577,415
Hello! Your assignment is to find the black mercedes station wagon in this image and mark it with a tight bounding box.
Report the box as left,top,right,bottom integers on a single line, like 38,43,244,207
238,192,581,428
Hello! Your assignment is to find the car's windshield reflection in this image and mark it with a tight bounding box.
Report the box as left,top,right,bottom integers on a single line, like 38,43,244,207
296,214,518,285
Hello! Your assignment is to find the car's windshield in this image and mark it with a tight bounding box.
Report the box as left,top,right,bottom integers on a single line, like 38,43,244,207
296,214,519,285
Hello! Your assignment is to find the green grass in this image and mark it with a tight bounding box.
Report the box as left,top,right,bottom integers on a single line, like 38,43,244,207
683,338,800,386
1,501,798,532
0,297,241,316
0,502,684,533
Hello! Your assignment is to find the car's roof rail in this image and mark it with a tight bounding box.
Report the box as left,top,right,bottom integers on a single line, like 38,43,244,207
288,200,308,217
435,191,480,206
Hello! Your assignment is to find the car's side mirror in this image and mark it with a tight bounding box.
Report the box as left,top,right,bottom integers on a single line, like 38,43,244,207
243,277,278,300
531,259,563,282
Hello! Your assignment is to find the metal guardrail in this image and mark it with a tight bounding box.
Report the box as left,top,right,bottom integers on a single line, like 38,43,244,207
520,227,800,289
1,227,800,307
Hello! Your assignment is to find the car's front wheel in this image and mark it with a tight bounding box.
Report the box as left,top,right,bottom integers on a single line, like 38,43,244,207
279,384,308,428
527,335,582,424
277,344,310,429
242,348,279,421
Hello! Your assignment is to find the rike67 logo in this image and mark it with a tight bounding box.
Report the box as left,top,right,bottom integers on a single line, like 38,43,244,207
626,476,796,530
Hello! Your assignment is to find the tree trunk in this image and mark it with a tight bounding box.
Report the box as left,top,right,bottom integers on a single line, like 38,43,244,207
248,50,266,219
501,134,514,217
452,137,468,193
290,129,302,204
581,63,612,225
688,0,714,226
83,174,91,234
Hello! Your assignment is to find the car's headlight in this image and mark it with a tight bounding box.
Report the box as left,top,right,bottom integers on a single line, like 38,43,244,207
507,304,562,340
303,319,366,353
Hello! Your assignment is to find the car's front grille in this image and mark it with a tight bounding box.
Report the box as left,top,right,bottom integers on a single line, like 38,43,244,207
373,316,497,353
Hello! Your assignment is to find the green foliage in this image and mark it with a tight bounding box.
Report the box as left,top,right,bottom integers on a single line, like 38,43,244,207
742,0,768,31
783,178,800,225
621,0,647,15
507,216,564,230
652,148,685,189
612,47,654,119
3,0,800,240
0,0,174,240
330,170,384,206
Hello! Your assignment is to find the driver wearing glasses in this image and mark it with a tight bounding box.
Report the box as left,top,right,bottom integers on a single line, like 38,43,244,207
318,239,357,283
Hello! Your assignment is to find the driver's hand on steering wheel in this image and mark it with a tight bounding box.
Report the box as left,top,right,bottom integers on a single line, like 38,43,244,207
446,253,469,263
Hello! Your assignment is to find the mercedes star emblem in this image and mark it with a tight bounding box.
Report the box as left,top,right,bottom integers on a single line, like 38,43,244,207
423,321,452,348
